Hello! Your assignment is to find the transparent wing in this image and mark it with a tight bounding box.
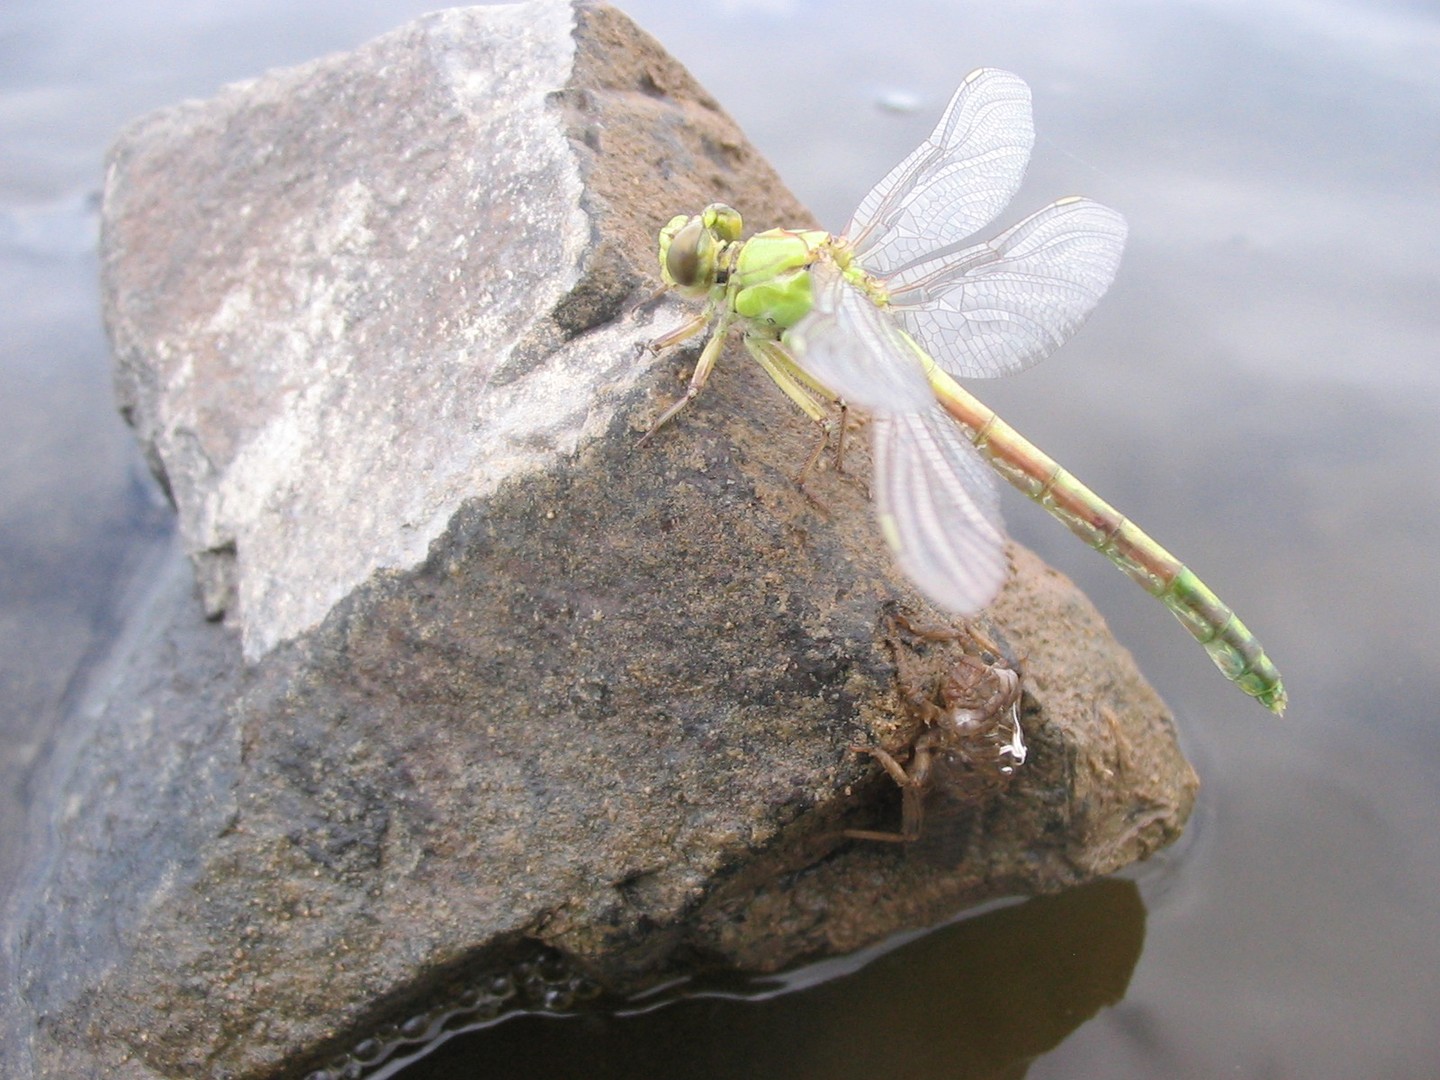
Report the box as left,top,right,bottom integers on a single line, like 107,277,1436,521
872,406,1009,615
784,258,935,413
845,69,1034,279
883,197,1127,379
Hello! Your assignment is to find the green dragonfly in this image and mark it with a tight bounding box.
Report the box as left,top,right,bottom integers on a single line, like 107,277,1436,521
644,68,1285,714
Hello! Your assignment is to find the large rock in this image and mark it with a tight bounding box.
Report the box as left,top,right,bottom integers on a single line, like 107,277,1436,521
1,3,1198,1077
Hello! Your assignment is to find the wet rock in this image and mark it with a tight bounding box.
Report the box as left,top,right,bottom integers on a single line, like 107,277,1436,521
0,3,1198,1078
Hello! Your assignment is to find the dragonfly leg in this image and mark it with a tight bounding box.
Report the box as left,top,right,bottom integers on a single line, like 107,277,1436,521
638,307,710,356
744,337,832,424
887,609,966,644
850,743,913,788
743,336,848,494
637,317,732,447
840,827,909,844
795,406,864,490
794,423,836,489
887,609,1023,681
832,403,852,476
633,282,671,312
846,738,933,843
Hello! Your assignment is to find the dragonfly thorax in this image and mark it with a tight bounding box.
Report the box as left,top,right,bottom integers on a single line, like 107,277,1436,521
732,227,832,332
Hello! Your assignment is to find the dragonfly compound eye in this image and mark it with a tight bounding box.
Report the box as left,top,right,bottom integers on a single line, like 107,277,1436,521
702,203,743,241
664,217,709,290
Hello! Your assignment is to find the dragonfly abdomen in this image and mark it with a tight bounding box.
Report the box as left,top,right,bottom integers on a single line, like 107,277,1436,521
1163,571,1286,712
934,376,1287,715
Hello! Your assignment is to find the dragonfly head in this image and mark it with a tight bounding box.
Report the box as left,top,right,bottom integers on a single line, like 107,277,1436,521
658,203,742,295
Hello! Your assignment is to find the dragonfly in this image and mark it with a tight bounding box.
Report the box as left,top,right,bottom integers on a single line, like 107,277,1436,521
642,68,1286,715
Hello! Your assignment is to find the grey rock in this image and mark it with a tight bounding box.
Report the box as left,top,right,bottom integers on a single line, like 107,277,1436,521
1,3,1198,1078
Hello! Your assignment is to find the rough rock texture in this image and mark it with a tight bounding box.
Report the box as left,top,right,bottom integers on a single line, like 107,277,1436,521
1,3,1198,1078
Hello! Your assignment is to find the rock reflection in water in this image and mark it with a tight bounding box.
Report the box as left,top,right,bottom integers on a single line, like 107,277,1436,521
383,879,1144,1080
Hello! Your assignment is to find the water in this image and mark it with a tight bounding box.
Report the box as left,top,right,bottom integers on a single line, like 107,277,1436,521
3,2,1437,1077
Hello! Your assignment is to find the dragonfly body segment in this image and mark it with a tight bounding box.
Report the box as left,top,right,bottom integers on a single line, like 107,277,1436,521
645,68,1285,715
922,360,1287,713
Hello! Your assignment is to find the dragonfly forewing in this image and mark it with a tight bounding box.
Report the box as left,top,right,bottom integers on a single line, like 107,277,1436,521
846,68,1035,278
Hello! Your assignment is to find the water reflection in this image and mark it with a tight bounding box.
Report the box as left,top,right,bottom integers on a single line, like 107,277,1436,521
395,880,1145,1080
0,222,172,896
